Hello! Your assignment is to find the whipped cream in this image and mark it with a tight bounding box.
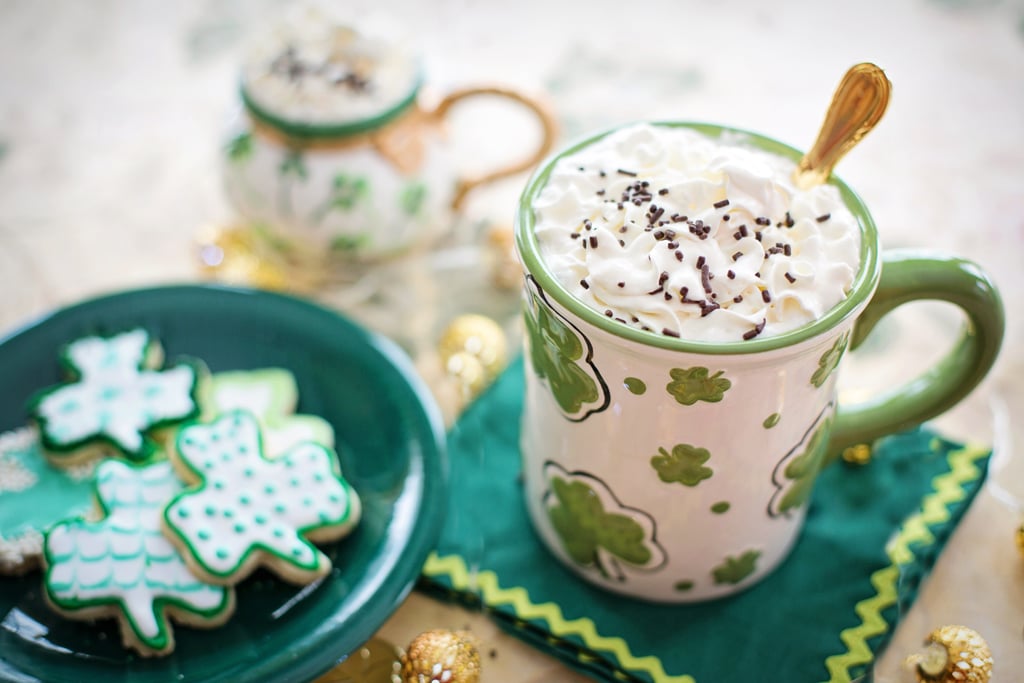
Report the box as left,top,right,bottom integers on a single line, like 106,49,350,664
241,8,419,126
531,124,861,342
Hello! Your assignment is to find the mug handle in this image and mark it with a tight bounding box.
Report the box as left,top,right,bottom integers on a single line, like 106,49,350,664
827,250,1004,459
427,86,558,211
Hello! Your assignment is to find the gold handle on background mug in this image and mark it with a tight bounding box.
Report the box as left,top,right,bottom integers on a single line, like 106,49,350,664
427,86,559,211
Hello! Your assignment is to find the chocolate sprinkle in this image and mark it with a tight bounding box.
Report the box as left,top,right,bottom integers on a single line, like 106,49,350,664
733,295,743,303
696,255,706,269
732,251,742,262
658,188,669,195
755,231,763,242
662,328,680,338
785,272,796,283
713,199,730,209
755,217,771,226
743,318,767,340
816,213,831,222
701,264,712,293
727,270,736,279
722,214,731,221
580,279,589,289
784,244,792,256
596,189,606,196
617,282,625,288
647,286,664,295
617,168,637,177
785,211,795,227
570,232,580,239
739,224,748,237
664,292,673,300
675,250,684,261
604,309,613,317
589,236,598,248
619,239,626,247
762,290,772,303
700,301,720,317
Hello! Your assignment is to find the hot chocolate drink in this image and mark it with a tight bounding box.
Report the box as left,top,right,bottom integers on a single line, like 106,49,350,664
531,123,861,342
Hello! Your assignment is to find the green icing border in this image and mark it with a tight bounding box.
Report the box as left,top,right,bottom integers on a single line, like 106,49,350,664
163,410,357,582
41,460,233,654
420,440,990,683
27,328,202,462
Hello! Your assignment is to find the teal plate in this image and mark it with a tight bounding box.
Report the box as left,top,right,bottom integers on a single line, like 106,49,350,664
0,284,447,683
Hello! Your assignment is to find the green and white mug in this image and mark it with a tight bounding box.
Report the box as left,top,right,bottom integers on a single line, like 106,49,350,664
514,122,1004,603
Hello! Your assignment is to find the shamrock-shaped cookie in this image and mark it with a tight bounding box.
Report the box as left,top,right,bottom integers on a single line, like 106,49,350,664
29,329,200,464
197,368,334,456
163,411,361,585
43,459,233,657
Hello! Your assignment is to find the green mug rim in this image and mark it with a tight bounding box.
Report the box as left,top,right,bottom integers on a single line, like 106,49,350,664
514,121,882,355
239,70,424,141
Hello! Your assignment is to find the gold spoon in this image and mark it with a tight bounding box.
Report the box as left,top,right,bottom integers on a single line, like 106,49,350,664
793,62,892,189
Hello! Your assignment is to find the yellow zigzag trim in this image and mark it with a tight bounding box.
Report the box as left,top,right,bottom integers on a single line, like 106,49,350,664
423,553,696,683
822,442,989,683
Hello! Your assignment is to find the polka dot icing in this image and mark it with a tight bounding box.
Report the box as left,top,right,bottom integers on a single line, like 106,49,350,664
29,329,199,461
43,460,232,655
163,410,360,584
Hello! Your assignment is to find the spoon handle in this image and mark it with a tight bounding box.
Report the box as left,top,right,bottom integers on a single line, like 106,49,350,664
793,63,892,188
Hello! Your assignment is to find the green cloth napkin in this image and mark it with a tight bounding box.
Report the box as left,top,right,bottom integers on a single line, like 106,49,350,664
418,357,992,683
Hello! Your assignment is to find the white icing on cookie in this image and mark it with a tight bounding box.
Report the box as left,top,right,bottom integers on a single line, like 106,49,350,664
32,329,199,460
164,411,359,583
44,459,232,655
199,368,334,456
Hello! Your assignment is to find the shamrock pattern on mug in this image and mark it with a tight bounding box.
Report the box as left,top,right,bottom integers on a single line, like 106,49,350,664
543,462,665,583
523,277,609,421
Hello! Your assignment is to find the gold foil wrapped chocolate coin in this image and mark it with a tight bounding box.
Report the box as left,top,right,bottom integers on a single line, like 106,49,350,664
397,629,481,683
909,625,993,683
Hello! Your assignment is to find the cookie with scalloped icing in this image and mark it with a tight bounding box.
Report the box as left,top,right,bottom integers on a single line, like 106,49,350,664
0,426,101,575
28,328,201,466
198,368,334,456
163,410,360,586
43,458,234,657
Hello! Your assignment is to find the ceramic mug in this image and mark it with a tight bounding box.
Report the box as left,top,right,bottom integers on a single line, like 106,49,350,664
223,29,557,264
514,122,1004,603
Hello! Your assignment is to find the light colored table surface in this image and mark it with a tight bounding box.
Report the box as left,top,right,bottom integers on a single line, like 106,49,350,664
1,1,1021,680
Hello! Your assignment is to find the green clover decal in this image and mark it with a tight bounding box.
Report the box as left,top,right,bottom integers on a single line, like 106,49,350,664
226,132,253,164
811,333,849,388
547,475,656,580
278,150,307,181
524,279,608,420
330,234,370,252
777,420,831,513
277,150,308,216
399,182,427,216
651,443,713,487
312,173,370,225
768,406,835,517
711,549,760,585
666,367,731,405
